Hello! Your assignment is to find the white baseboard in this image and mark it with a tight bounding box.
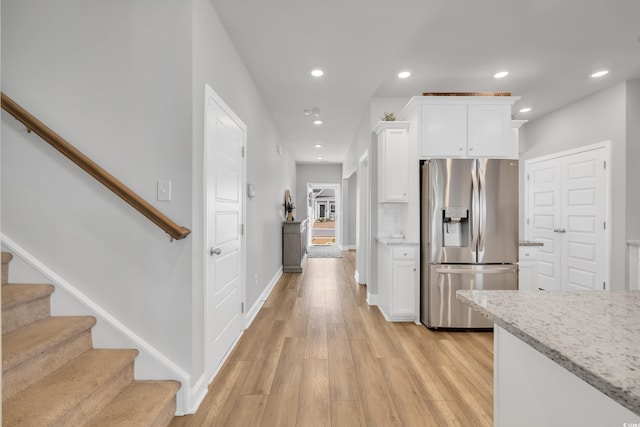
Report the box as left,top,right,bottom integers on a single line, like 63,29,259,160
1,233,193,415
354,270,360,284
246,266,282,327
344,245,356,251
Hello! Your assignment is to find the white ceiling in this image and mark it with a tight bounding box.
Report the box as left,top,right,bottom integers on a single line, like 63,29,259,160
210,0,640,164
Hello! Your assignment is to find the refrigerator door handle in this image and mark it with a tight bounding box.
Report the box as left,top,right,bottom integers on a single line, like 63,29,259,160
471,168,479,250
435,267,516,274
478,164,486,251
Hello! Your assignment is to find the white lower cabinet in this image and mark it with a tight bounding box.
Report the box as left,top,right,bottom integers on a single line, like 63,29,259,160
377,242,418,322
495,326,637,427
518,246,540,291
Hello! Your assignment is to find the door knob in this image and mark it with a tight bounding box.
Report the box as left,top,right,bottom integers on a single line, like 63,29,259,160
209,247,222,256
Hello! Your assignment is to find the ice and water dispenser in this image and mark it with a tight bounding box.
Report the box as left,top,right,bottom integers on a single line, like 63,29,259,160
442,207,469,247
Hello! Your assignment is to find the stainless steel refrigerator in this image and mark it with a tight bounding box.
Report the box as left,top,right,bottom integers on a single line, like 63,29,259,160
420,159,519,328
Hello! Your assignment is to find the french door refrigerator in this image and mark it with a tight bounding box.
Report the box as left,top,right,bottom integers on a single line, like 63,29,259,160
420,159,519,328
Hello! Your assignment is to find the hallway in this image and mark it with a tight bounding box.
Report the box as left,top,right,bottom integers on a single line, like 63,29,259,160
171,252,493,426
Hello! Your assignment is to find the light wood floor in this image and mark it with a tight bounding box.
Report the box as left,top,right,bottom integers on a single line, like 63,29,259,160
170,251,493,427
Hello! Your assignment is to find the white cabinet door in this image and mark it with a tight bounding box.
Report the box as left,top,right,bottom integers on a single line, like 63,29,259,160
391,260,416,316
420,104,467,157
379,128,409,202
518,246,539,291
420,103,512,158
468,104,511,157
526,145,609,291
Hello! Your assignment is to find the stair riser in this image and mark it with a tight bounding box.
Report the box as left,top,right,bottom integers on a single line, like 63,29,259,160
58,361,135,427
2,296,51,334
3,331,93,401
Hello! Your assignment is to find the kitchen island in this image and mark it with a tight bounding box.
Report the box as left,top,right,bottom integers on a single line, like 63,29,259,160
457,290,640,427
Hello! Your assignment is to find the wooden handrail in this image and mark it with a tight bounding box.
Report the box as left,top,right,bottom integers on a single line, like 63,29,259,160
1,92,191,240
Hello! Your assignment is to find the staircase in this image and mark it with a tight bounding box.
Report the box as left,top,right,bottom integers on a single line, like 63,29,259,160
2,252,180,426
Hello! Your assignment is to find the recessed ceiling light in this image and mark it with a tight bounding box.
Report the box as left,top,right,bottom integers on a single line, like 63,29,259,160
591,70,609,78
314,120,323,125
314,144,322,148
519,107,532,113
494,71,509,79
317,156,323,160
311,68,324,77
398,71,411,79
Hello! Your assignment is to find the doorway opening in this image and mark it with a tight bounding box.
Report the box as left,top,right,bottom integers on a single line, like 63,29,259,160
307,182,341,247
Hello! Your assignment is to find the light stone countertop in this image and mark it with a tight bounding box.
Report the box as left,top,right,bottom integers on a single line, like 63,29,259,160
519,240,544,246
375,236,419,246
456,290,640,416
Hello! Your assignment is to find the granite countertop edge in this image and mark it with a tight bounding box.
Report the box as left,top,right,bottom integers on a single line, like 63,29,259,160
375,236,420,246
519,240,544,247
456,291,640,417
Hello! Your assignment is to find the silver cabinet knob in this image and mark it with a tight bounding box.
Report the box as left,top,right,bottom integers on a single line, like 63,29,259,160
209,247,222,256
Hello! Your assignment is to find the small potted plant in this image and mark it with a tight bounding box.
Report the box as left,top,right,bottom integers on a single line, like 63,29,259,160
381,112,396,121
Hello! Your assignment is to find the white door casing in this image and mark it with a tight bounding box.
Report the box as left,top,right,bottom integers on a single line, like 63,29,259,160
308,182,341,248
356,151,369,284
204,84,246,378
525,142,610,291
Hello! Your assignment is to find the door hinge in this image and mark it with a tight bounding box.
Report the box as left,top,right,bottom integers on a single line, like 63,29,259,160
604,221,606,230
239,224,245,235
527,174,530,181
603,282,606,290
526,218,530,225
241,302,245,313
604,161,606,169
241,146,245,157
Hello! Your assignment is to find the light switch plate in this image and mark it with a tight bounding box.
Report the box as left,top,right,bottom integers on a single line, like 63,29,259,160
157,180,171,201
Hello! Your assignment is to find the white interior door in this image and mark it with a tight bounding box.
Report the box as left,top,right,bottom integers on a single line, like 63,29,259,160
562,149,608,290
527,159,563,290
204,84,245,376
526,143,609,291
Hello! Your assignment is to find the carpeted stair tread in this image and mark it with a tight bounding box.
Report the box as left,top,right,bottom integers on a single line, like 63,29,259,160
2,283,54,310
87,380,181,426
4,348,138,426
3,315,96,372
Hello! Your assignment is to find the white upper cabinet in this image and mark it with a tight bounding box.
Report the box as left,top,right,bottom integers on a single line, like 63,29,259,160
421,104,467,156
375,122,410,203
467,104,511,157
401,96,519,159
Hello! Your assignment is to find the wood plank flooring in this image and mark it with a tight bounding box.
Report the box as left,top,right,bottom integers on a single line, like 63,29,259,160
171,251,493,426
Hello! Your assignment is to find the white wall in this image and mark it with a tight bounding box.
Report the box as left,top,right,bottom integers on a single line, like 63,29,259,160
190,0,295,380
2,0,194,371
626,80,640,241
344,173,357,247
520,82,628,288
295,163,343,220
2,0,295,412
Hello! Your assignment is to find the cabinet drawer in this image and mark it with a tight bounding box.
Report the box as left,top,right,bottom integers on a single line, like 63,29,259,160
519,246,539,260
392,247,416,260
